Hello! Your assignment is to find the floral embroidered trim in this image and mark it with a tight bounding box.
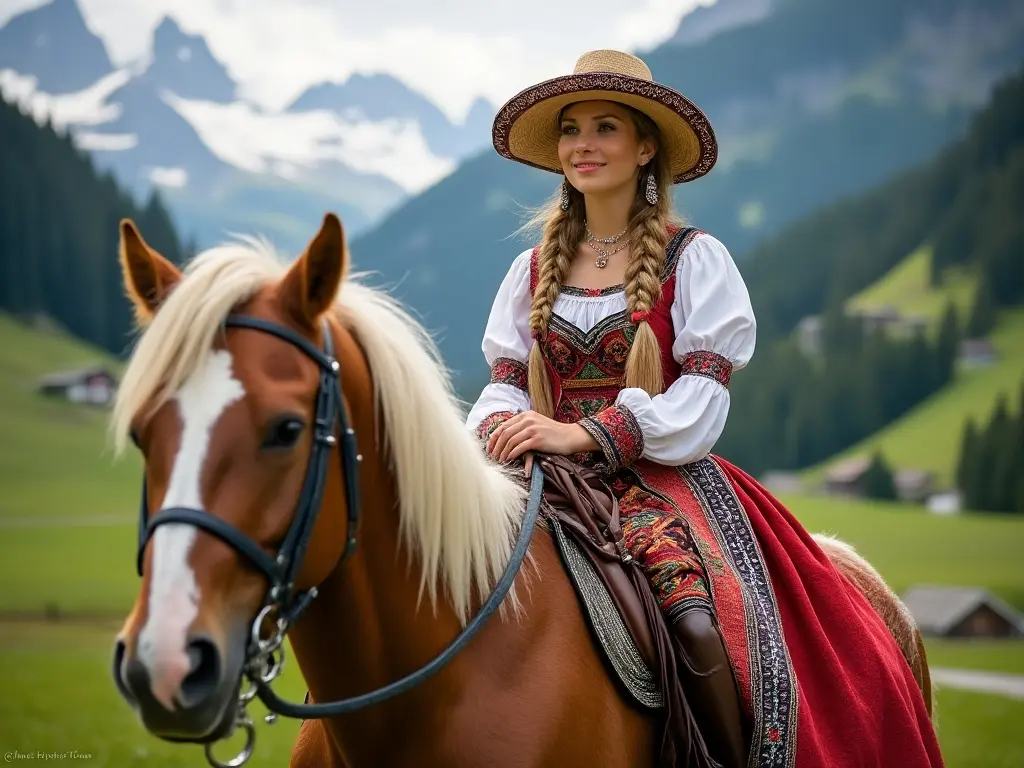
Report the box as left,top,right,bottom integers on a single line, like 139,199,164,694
560,283,625,297
681,458,800,768
490,357,528,392
680,350,734,388
475,410,519,443
578,405,645,473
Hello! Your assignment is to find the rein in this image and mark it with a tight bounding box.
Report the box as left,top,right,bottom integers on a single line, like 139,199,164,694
133,314,544,767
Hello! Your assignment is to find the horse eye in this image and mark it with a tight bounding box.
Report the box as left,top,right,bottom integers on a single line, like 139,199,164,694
263,417,305,449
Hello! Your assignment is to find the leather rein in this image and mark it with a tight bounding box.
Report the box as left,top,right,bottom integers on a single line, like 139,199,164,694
133,314,545,766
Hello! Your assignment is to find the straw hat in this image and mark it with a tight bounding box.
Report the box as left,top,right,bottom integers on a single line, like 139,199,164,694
492,49,717,184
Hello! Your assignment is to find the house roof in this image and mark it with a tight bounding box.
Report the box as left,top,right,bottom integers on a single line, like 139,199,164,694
901,585,1024,635
824,456,872,484
894,469,934,491
959,338,997,356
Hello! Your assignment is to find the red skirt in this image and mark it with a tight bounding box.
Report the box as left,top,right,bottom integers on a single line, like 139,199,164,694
611,455,945,768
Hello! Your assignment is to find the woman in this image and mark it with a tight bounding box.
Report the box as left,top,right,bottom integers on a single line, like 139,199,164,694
467,50,943,768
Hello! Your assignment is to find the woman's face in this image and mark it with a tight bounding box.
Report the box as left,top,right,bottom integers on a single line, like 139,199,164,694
558,100,656,197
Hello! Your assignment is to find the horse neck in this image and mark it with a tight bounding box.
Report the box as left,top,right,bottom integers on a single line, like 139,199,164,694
285,325,468,758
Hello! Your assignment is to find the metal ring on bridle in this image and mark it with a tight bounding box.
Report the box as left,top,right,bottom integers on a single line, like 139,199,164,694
257,644,286,684
238,676,258,705
204,718,256,768
250,605,277,649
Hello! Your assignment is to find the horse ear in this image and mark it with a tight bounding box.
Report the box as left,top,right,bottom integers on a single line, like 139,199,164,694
279,212,349,329
119,218,182,324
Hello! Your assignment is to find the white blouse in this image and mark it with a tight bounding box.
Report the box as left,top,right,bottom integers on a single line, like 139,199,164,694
465,232,757,466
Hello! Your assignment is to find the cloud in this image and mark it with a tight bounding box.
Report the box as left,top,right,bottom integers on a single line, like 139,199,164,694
147,166,188,188
162,92,455,193
0,67,130,129
74,130,136,150
1,0,707,121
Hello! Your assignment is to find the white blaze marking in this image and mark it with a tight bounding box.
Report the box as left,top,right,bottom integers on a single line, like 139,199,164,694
137,349,244,710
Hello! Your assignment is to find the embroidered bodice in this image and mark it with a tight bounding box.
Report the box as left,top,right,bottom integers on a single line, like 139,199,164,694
467,227,756,472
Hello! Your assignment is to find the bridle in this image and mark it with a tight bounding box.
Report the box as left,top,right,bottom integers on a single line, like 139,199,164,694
133,313,544,768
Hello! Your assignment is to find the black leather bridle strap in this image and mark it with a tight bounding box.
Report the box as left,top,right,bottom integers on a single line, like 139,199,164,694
223,316,362,569
223,315,337,370
142,506,284,582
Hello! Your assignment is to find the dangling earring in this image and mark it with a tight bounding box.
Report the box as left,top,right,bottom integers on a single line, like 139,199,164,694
560,179,570,211
644,168,658,206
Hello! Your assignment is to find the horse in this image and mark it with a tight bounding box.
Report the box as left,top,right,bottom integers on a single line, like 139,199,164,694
109,212,935,768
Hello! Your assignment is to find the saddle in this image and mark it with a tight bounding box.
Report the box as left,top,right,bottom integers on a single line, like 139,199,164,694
537,455,715,768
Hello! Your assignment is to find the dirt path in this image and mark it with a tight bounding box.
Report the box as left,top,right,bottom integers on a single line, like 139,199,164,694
932,667,1024,699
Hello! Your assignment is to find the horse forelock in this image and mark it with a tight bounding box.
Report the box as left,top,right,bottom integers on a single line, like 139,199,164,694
111,236,287,455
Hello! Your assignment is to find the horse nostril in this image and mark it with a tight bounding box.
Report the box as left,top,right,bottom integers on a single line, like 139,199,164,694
177,637,223,710
112,637,137,706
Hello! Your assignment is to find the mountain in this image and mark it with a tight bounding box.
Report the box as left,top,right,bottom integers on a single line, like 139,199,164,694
288,73,495,161
346,0,1024,394
670,0,773,46
0,1,473,255
0,0,112,93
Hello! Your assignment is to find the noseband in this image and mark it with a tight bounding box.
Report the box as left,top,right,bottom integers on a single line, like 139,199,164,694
132,313,544,768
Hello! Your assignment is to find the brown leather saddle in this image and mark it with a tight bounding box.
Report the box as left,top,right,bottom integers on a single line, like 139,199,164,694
544,504,663,706
538,455,667,705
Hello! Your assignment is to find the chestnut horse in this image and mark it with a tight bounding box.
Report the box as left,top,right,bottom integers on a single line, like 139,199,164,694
110,213,934,768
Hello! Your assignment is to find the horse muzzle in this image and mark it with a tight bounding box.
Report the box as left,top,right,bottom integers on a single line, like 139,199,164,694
112,626,246,743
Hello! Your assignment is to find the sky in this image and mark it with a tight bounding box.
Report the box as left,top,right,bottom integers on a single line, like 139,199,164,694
0,0,711,123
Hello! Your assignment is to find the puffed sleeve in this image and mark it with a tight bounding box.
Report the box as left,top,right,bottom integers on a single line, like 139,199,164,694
465,248,534,440
581,234,756,469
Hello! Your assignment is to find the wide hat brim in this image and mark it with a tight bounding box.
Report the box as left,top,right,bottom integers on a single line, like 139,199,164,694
492,64,717,184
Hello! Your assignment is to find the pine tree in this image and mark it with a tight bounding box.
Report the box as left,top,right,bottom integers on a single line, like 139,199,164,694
956,417,979,496
860,452,898,501
966,274,998,338
933,303,960,390
976,394,1011,512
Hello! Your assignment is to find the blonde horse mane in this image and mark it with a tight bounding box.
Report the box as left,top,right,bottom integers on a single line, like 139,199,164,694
110,236,530,625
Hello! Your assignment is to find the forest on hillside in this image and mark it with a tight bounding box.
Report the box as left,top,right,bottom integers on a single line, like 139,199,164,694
717,63,1024,477
0,98,186,356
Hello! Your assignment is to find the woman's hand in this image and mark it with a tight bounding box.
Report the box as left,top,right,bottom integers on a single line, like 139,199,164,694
487,411,598,465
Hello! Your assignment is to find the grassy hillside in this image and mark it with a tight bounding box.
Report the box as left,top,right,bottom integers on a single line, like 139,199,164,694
800,245,1024,487
846,246,979,334
0,312,141,521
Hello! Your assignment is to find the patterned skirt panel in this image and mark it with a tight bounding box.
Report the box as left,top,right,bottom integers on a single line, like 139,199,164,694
613,482,713,624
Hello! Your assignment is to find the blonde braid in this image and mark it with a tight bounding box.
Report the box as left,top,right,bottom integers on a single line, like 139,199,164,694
623,150,676,396
527,184,585,417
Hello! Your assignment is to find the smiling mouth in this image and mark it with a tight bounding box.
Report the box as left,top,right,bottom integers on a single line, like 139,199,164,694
574,162,605,173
